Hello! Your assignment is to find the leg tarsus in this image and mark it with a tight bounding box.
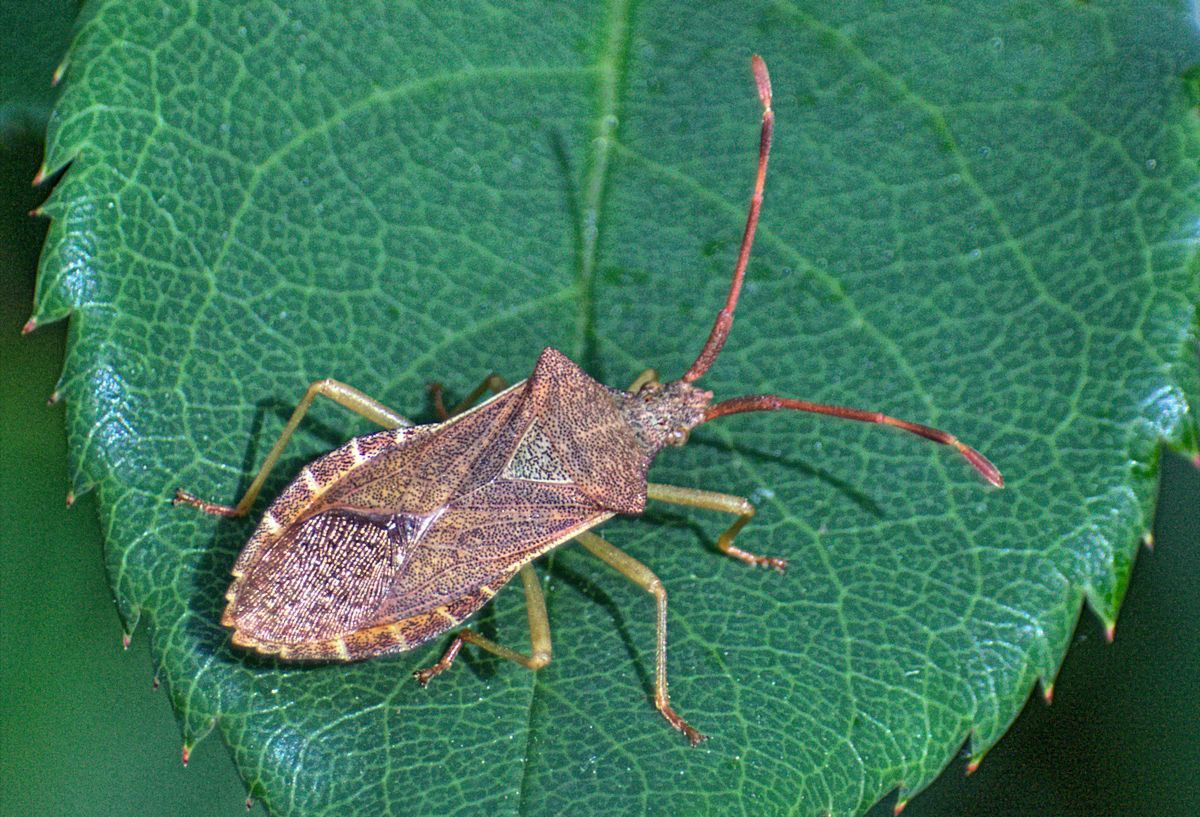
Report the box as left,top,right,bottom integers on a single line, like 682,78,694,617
659,696,707,746
428,382,451,421
718,512,787,573
173,489,244,517
413,636,464,686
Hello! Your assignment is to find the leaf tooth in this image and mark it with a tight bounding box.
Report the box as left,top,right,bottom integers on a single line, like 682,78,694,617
963,732,991,775
180,713,219,764
116,605,141,643
51,54,68,86
1038,677,1055,705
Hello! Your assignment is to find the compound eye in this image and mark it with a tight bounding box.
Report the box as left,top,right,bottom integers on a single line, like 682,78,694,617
667,428,689,446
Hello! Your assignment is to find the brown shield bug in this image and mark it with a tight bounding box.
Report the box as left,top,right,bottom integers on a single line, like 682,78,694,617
176,55,1002,745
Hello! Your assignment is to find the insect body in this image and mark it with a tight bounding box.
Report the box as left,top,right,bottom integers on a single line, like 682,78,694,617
176,56,1002,745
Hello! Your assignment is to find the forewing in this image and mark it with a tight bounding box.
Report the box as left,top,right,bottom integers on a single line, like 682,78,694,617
374,478,612,622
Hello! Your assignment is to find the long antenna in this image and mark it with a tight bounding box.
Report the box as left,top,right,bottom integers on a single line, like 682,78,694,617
681,55,773,384
682,56,1003,488
704,395,1004,487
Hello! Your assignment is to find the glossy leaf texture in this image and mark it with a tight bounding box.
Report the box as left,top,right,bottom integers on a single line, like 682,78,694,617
32,3,1199,816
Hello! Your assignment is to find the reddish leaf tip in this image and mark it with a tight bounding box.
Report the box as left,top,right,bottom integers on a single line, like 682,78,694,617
1104,622,1116,643
1042,683,1054,705
966,758,981,775
20,318,37,335
121,632,131,649
65,490,75,508
31,166,46,186
181,744,191,767
893,798,908,815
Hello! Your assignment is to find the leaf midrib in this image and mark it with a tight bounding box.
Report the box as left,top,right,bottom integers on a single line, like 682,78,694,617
517,0,635,812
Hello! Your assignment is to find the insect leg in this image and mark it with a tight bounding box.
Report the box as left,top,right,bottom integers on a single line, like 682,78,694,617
174,379,411,517
646,483,786,572
626,368,660,392
413,564,551,685
429,373,509,420
575,531,705,746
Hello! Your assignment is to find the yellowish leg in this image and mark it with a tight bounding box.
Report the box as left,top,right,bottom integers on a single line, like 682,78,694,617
627,368,659,392
647,483,786,572
429,374,509,420
174,378,411,517
413,564,552,683
575,531,705,746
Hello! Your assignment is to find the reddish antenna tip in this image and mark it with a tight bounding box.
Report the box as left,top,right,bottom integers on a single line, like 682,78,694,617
681,57,775,384
751,55,772,108
705,396,1004,487
956,443,1004,488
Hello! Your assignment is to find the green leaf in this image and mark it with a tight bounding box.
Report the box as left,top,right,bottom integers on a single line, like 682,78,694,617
34,2,1199,816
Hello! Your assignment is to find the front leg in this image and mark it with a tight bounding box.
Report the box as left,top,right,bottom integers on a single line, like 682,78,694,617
175,378,411,517
646,483,786,572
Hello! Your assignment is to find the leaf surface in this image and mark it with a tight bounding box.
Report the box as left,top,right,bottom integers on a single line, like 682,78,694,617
34,2,1199,816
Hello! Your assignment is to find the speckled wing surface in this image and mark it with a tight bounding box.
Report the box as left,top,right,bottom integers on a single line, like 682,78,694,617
221,347,660,659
